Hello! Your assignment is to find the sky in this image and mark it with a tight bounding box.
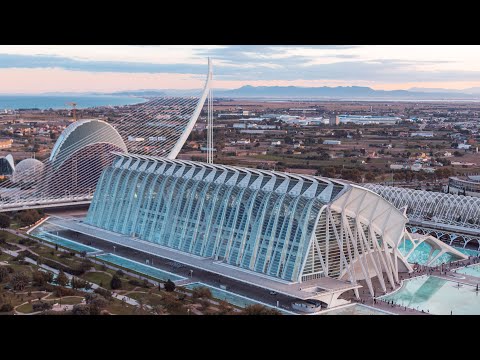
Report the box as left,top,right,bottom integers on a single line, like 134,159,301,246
2,45,480,94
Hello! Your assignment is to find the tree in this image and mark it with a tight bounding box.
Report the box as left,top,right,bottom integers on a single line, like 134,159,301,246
164,279,176,292
32,301,52,312
10,272,30,291
56,270,69,287
72,304,90,315
0,266,9,282
110,274,122,290
217,301,235,315
84,293,108,314
0,304,13,312
79,259,92,273
241,304,281,315
116,269,125,277
191,287,212,300
32,270,47,287
284,136,294,145
0,214,10,229
365,172,376,182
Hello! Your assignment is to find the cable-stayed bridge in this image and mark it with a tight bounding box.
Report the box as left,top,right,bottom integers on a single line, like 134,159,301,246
0,60,213,212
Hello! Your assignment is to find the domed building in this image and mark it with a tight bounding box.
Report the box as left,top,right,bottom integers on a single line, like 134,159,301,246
12,158,45,183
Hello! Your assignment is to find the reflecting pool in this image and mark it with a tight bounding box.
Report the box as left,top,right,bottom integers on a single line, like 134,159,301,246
96,253,186,282
456,264,480,278
399,239,479,266
34,231,99,253
381,275,480,315
183,282,293,314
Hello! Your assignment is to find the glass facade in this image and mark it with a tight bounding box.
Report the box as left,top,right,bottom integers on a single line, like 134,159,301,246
86,154,345,282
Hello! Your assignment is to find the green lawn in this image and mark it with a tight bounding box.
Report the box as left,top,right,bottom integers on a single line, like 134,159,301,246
51,296,84,305
127,291,165,306
81,271,112,288
0,252,13,262
16,302,34,313
0,230,24,243
106,299,145,315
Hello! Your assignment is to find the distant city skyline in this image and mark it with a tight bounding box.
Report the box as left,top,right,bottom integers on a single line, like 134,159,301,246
3,45,480,93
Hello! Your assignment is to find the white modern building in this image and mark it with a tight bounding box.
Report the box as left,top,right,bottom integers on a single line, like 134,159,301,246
71,152,456,307
337,115,401,125
323,140,342,145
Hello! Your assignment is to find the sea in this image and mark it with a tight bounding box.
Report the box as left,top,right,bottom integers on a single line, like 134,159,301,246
0,95,148,111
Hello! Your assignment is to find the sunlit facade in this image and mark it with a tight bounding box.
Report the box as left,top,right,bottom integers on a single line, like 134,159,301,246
86,153,412,291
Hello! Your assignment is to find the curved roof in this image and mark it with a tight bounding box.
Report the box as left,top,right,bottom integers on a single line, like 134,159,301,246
365,184,480,232
0,154,15,171
50,119,127,169
12,158,45,183
15,158,44,173
108,152,348,203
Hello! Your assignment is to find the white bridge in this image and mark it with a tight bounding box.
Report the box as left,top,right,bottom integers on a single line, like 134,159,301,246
0,60,213,213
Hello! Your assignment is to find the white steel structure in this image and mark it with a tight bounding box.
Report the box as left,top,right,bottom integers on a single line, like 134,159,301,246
0,60,213,212
365,184,480,248
85,152,417,296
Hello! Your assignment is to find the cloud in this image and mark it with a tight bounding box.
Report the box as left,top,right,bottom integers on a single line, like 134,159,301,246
0,54,209,74
1,45,480,91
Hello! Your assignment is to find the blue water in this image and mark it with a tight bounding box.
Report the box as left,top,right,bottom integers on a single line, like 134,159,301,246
456,264,480,278
381,275,480,315
399,239,479,267
0,95,147,110
183,282,292,314
35,231,99,253
96,253,185,282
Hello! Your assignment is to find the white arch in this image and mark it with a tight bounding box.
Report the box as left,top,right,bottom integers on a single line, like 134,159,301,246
49,119,127,169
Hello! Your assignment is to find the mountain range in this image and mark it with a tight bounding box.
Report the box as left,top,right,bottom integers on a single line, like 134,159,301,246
11,86,480,100
209,85,480,99
108,86,480,100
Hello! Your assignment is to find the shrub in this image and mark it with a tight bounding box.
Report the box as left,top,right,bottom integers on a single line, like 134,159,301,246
55,270,69,287
53,286,76,297
18,238,34,246
116,269,125,277
94,287,112,299
71,277,90,290
0,303,13,312
42,258,83,276
10,272,30,291
110,275,122,290
72,304,90,315
15,209,42,227
18,249,38,261
32,301,52,312
164,279,176,292
32,270,49,287
128,279,143,287
191,287,212,300
0,266,9,282
0,214,10,229
241,304,281,315
79,259,93,272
